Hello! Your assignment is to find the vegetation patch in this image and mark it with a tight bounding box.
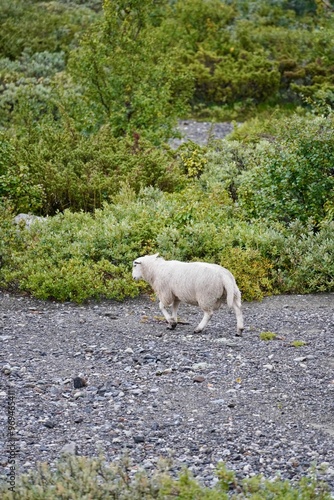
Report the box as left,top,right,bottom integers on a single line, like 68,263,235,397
0,455,332,500
0,0,334,302
291,340,307,348
260,331,278,341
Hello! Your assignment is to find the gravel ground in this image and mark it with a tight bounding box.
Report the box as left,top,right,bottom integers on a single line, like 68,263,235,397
169,120,234,148
1,290,334,491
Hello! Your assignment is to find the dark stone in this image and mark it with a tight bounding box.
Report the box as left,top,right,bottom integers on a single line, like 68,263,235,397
43,420,56,429
73,376,87,389
133,435,145,443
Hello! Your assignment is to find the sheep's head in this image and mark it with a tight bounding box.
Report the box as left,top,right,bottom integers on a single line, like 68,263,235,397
132,253,159,280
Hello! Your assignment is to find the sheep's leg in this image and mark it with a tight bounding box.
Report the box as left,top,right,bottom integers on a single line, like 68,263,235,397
159,301,177,329
194,310,213,333
170,298,180,328
233,302,244,337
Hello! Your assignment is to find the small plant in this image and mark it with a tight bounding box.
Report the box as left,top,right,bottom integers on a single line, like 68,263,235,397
179,142,208,178
260,331,277,341
291,340,307,347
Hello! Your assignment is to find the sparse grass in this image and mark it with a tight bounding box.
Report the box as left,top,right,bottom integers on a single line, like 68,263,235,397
291,340,307,348
259,331,278,341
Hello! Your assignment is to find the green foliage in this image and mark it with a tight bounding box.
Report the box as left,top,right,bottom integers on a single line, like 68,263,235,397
219,247,273,301
189,48,281,106
0,455,331,499
0,0,96,60
268,220,334,294
260,331,278,341
178,142,208,178
236,113,334,224
0,51,66,127
1,120,185,214
0,210,141,302
291,340,307,347
68,0,193,141
1,181,334,302
1,0,334,303
0,136,45,212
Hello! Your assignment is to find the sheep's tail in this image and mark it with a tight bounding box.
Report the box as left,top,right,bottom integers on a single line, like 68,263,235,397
226,276,241,309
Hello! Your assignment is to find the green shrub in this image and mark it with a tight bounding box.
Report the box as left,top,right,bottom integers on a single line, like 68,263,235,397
0,51,66,127
237,113,334,224
68,0,193,142
0,0,96,60
0,455,331,499
190,48,281,106
219,247,273,301
2,121,186,214
0,134,46,213
1,178,334,302
269,220,334,294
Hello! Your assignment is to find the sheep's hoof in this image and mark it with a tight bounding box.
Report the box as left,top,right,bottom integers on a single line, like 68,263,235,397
167,322,177,330
194,328,203,334
235,328,243,337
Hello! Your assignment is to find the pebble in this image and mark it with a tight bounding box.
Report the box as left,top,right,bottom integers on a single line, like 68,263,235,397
60,442,78,455
2,364,11,374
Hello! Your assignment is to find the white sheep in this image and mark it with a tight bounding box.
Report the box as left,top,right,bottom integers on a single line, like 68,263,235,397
132,253,244,336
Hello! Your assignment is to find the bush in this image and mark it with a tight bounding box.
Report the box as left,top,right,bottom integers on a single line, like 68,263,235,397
0,455,331,499
0,0,96,60
1,182,333,303
1,121,186,214
0,51,66,127
190,48,281,106
236,113,334,224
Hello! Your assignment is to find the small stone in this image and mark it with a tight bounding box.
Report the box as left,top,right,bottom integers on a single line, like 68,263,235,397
74,391,85,399
193,376,205,383
104,312,118,319
2,364,11,375
43,420,56,429
60,442,78,455
156,368,172,376
192,362,213,371
133,435,145,443
73,376,87,389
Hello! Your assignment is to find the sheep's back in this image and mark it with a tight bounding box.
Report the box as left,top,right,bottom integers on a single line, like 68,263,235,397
156,261,232,305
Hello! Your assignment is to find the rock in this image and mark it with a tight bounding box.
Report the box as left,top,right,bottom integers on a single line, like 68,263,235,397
13,213,45,228
73,376,87,389
2,364,11,375
133,435,145,443
43,420,56,429
192,362,213,371
60,442,78,456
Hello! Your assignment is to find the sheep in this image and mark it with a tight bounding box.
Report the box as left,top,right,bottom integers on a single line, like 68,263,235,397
132,253,244,336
